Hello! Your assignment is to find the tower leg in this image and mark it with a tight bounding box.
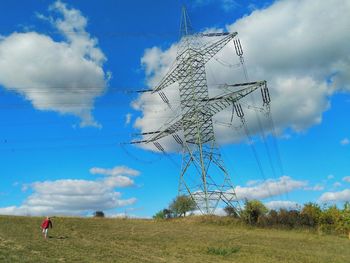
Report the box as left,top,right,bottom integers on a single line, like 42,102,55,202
178,141,241,214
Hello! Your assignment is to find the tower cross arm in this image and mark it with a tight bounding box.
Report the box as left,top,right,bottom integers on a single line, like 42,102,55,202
152,62,181,93
201,32,238,64
206,81,266,116
132,116,183,144
133,81,267,144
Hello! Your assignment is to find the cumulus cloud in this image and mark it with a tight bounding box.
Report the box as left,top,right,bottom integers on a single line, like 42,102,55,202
340,138,349,145
0,1,109,127
190,176,306,210
0,165,139,216
193,0,239,11
304,184,324,191
333,182,341,188
133,0,349,152
232,176,307,200
90,166,140,177
319,189,350,203
125,113,132,125
327,174,335,180
265,200,299,210
343,176,350,183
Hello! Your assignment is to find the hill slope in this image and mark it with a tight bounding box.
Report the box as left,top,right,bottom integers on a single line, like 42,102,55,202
0,215,349,262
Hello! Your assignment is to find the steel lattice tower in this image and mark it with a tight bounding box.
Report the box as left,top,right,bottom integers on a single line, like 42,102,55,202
133,7,270,214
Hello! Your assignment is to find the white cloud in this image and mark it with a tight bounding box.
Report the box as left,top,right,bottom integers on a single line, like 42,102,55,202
190,176,305,211
125,113,132,125
192,207,227,216
246,179,261,186
193,0,239,11
0,165,139,216
327,174,335,180
304,184,324,191
319,189,350,203
0,1,108,127
340,138,349,145
134,0,349,152
343,176,350,183
90,166,140,177
232,176,307,200
265,200,299,210
333,182,341,188
221,0,239,11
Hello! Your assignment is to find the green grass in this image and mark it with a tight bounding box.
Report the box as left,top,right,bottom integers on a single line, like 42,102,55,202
0,215,349,262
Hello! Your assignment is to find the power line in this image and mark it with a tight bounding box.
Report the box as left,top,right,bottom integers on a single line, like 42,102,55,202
234,38,287,201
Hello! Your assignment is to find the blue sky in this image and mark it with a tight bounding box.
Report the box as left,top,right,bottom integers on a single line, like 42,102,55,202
0,0,349,217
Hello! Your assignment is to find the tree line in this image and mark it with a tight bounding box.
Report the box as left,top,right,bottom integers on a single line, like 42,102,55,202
237,200,350,237
154,196,350,237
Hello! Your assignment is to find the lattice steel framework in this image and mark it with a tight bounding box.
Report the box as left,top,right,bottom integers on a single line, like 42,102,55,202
133,7,270,214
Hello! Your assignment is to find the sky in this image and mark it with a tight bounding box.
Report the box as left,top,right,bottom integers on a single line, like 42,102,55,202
0,0,349,218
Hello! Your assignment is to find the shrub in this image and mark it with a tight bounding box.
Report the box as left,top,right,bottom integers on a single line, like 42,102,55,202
241,200,268,225
163,208,173,219
93,211,105,218
277,209,301,228
300,202,321,227
224,206,239,218
319,205,342,234
153,210,166,219
266,209,279,226
340,202,350,236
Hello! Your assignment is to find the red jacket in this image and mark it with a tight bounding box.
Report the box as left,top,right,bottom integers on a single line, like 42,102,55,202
41,219,52,229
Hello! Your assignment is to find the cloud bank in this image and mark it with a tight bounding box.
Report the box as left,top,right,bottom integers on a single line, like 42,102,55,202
133,0,350,151
0,165,138,216
193,0,240,11
319,189,350,203
233,176,306,200
0,1,109,127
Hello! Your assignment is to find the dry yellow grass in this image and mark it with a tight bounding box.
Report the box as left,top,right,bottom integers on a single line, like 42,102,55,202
0,215,349,262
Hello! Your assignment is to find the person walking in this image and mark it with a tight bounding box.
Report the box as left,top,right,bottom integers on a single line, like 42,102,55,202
41,216,53,239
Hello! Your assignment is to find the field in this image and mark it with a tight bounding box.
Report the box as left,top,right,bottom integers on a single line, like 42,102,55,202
0,215,349,262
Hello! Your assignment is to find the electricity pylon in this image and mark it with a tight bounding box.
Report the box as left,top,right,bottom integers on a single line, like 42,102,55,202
133,7,270,214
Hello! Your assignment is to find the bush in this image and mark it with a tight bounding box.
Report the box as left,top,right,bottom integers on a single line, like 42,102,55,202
153,209,173,219
241,200,268,225
227,200,350,236
224,206,239,218
163,209,173,219
266,209,279,226
277,209,301,228
319,205,342,234
300,202,321,227
153,210,166,219
341,202,350,237
93,211,105,218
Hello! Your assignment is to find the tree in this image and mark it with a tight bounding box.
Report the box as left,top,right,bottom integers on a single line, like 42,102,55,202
93,211,105,218
224,206,239,218
341,202,350,238
300,202,321,227
241,200,268,225
163,208,173,219
278,209,301,228
319,205,342,233
169,195,197,217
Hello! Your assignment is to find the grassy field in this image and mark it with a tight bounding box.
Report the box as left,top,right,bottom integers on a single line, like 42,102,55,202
0,215,349,262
